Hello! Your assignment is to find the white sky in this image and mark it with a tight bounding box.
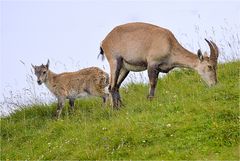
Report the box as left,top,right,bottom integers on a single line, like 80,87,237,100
0,0,239,109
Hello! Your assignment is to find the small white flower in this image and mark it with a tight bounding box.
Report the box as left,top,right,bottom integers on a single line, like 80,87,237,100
166,124,171,127
102,127,107,131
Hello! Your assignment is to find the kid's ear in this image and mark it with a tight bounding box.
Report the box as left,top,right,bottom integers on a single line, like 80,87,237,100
46,59,50,69
31,64,35,69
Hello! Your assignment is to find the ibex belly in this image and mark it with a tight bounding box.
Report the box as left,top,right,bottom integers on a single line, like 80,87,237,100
68,90,90,99
123,60,147,72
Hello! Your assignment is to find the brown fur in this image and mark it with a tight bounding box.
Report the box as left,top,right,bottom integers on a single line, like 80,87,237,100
100,22,219,108
32,60,109,119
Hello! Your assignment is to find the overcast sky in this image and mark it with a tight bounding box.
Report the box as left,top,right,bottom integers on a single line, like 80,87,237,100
0,0,239,113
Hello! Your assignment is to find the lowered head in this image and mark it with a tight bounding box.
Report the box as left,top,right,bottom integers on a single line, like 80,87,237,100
196,39,219,87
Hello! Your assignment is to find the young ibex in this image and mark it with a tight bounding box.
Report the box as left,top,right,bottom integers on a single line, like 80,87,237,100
99,22,219,108
32,60,109,119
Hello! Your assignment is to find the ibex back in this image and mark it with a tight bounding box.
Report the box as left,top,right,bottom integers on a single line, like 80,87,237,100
99,22,219,108
32,60,109,119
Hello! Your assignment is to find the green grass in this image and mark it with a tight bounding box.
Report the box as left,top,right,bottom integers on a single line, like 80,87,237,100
1,61,240,160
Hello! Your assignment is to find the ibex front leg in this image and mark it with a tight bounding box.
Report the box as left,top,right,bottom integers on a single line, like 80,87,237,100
147,64,160,100
54,97,65,119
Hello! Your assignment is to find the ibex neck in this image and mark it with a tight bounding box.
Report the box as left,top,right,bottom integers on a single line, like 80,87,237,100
173,47,199,70
44,70,57,93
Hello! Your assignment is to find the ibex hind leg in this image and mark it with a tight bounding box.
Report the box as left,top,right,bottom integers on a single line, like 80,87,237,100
113,68,129,107
109,57,123,108
110,90,121,108
69,98,75,114
116,68,129,89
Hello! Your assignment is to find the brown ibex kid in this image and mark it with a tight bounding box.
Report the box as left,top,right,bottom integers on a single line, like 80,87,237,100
32,60,109,119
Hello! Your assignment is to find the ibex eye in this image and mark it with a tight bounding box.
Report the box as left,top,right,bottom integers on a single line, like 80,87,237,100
208,65,213,70
43,71,46,74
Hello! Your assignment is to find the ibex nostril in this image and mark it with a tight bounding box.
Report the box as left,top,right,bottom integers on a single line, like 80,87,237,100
37,80,42,85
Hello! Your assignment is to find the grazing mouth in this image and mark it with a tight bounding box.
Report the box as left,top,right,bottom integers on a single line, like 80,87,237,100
37,81,42,85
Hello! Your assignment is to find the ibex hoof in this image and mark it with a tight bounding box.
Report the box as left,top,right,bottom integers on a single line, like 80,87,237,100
113,102,121,109
52,112,60,120
147,95,154,101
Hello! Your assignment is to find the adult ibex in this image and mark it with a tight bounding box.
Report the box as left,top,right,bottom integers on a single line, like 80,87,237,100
32,60,109,119
99,22,219,108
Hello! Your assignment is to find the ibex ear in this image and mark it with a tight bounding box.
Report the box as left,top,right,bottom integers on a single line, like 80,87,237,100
46,59,50,69
204,51,208,57
31,64,36,69
197,49,204,62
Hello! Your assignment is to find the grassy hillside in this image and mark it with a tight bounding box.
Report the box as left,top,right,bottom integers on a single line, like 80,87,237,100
1,61,239,160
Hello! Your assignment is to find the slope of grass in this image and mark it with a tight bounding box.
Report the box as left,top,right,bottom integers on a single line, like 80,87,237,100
1,61,239,160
